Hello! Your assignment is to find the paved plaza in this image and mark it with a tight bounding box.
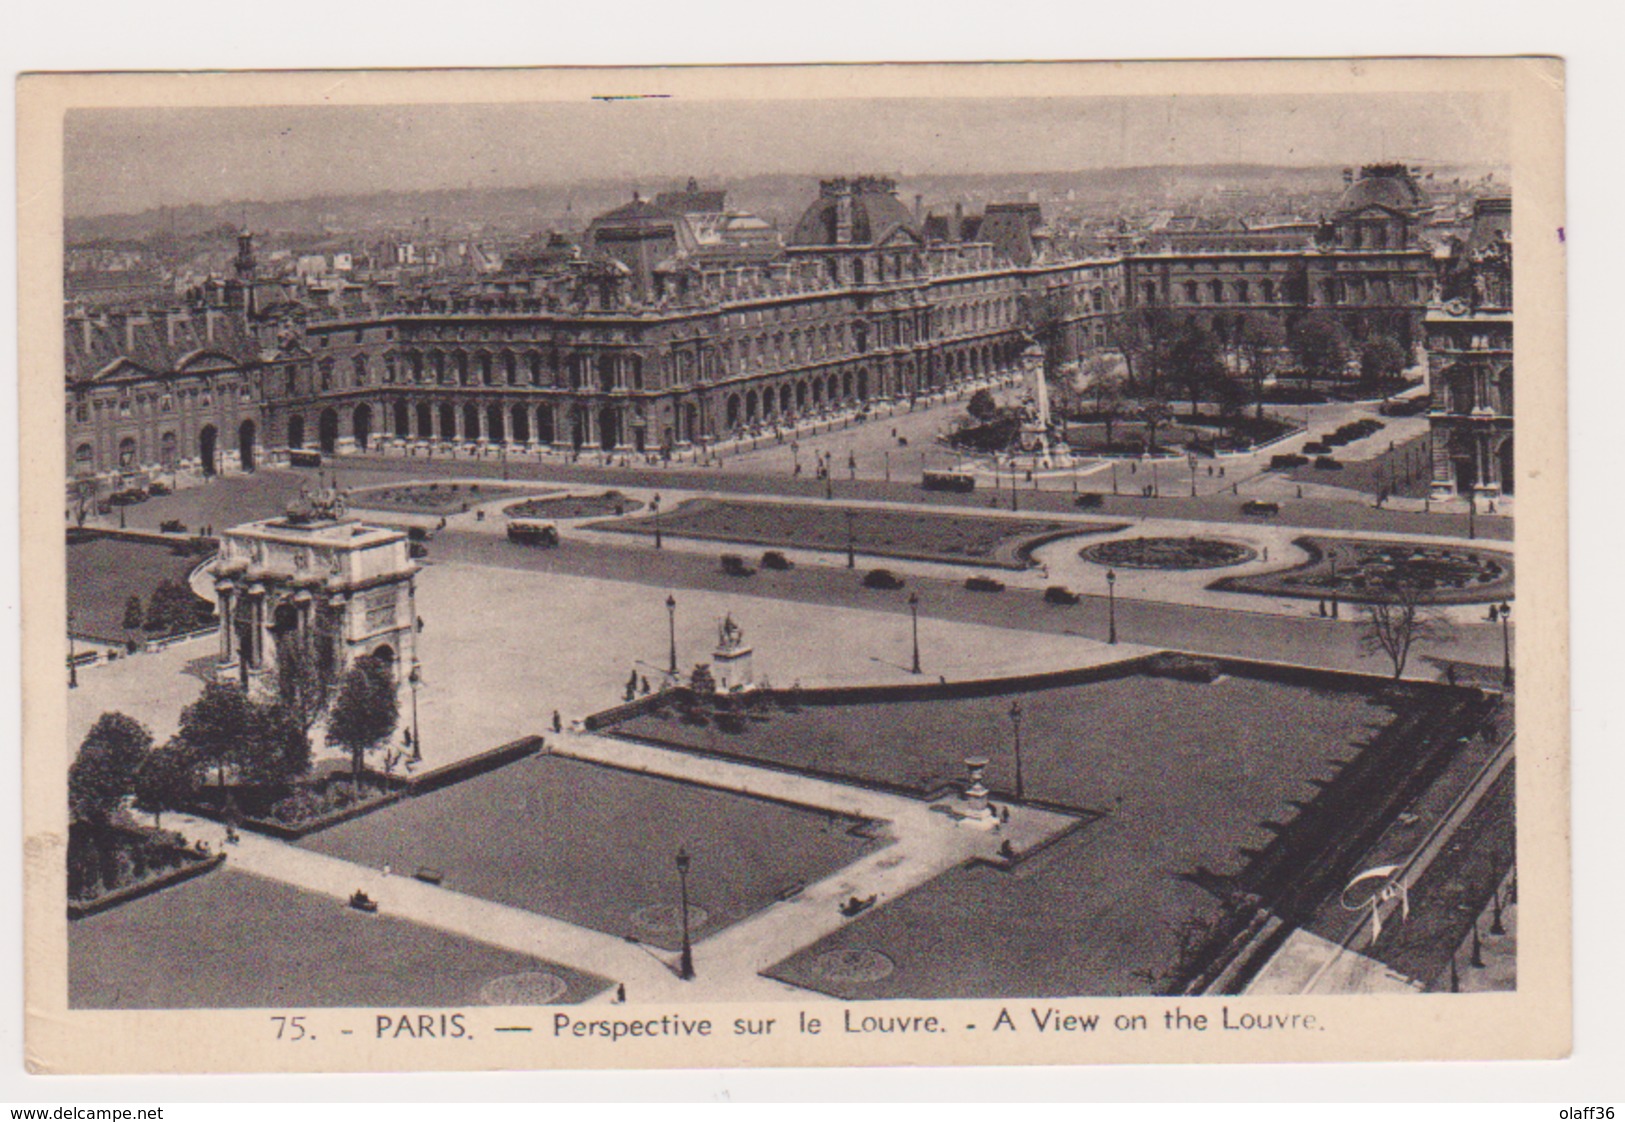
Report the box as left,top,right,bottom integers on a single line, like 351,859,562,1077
63,398,1517,1007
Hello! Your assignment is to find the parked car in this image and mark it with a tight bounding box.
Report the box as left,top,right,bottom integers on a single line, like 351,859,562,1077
147,481,172,497
408,542,429,560
721,553,755,577
862,568,905,590
760,550,794,571
965,575,1005,593
1073,492,1105,509
158,519,187,534
1044,585,1081,605
288,450,323,468
1241,500,1281,517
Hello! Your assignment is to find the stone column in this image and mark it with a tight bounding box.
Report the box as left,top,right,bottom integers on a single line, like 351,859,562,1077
217,584,237,666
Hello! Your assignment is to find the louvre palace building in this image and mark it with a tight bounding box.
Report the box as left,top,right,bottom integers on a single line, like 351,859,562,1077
65,164,1498,496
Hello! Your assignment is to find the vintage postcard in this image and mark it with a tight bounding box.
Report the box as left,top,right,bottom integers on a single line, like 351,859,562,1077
18,57,1567,1074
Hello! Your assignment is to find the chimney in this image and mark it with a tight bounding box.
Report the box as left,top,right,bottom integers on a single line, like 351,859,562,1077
204,308,219,342
914,194,924,225
953,203,964,243
834,181,854,246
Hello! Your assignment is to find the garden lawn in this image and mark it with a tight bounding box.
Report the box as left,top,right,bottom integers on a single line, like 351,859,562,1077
69,868,609,1008
611,671,1476,998
349,482,550,515
1288,432,1433,498
301,755,878,950
66,532,214,644
594,498,1120,569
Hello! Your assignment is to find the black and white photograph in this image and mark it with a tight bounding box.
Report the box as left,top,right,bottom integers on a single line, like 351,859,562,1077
17,57,1569,1075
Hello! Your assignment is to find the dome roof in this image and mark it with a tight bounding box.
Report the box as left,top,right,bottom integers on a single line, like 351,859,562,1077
789,178,921,247
1335,165,1426,217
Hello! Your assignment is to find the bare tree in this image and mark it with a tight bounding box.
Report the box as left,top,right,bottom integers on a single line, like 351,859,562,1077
1358,583,1454,680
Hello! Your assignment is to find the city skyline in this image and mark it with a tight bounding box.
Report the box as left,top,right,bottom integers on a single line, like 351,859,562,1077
64,91,1507,219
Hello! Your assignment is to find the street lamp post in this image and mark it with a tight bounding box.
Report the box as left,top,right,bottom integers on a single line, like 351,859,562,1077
675,847,695,980
67,610,78,689
908,592,921,675
1328,549,1340,620
1008,700,1025,802
846,509,856,569
408,661,422,762
652,493,663,550
1189,454,1198,497
1467,488,1477,540
666,594,678,677
1498,601,1513,687
1106,569,1118,645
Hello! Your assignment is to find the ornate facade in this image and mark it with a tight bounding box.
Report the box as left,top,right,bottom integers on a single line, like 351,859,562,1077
1425,196,1513,498
64,167,1465,492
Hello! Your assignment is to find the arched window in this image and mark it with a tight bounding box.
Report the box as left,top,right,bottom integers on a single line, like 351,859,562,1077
118,437,137,469
73,443,95,476
352,355,369,386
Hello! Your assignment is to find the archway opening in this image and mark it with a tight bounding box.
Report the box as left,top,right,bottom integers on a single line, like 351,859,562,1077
352,404,372,452
511,404,530,444
394,400,410,439
199,424,218,475
238,419,257,473
287,414,305,450
598,407,619,451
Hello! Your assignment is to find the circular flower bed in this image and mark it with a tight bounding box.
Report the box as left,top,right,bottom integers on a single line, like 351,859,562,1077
629,901,710,938
505,491,643,520
479,971,568,1005
810,949,896,984
1080,536,1257,570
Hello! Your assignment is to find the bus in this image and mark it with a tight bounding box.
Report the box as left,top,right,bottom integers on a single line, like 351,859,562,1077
922,469,977,494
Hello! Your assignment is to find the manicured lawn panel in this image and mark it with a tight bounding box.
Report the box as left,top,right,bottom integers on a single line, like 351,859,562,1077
69,868,609,1009
301,756,877,950
594,497,1120,569
66,533,215,644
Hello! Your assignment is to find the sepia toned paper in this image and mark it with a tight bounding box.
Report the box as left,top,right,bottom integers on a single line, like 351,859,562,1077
18,57,1568,1075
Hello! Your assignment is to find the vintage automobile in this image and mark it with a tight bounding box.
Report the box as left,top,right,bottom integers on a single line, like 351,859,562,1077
720,553,755,577
760,550,794,571
506,519,560,547
964,574,1005,593
1044,585,1081,605
863,568,905,590
1241,500,1281,517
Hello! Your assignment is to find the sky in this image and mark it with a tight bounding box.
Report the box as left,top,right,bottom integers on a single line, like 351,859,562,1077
63,92,1507,218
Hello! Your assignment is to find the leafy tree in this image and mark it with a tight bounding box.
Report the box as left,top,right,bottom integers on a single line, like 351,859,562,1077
1239,314,1287,418
178,678,256,790
133,738,198,828
239,699,313,791
276,638,333,735
144,580,208,636
1084,355,1130,450
1137,394,1174,455
79,711,153,779
966,388,999,422
69,479,97,528
1018,289,1076,376
69,743,133,829
326,657,399,790
1215,374,1250,440
1170,321,1224,413
1290,313,1351,386
1359,333,1410,386
122,595,144,632
1358,583,1454,679
689,663,717,694
1117,307,1187,396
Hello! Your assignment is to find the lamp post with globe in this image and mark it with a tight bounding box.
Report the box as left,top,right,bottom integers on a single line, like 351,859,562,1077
908,592,921,675
1106,569,1118,645
1498,601,1513,687
675,847,695,980
666,594,678,677
1008,700,1025,802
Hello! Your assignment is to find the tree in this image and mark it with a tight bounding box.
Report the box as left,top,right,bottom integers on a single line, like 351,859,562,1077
276,638,333,735
1137,394,1174,455
239,699,313,791
1084,355,1130,451
79,711,153,780
133,738,198,828
1239,314,1287,419
122,595,144,633
966,388,999,422
1290,313,1351,387
1358,583,1454,680
1215,374,1250,441
326,657,399,790
178,678,256,791
1169,321,1224,414
1115,307,1186,395
1018,289,1076,376
1359,333,1409,387
68,743,133,829
689,663,717,694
